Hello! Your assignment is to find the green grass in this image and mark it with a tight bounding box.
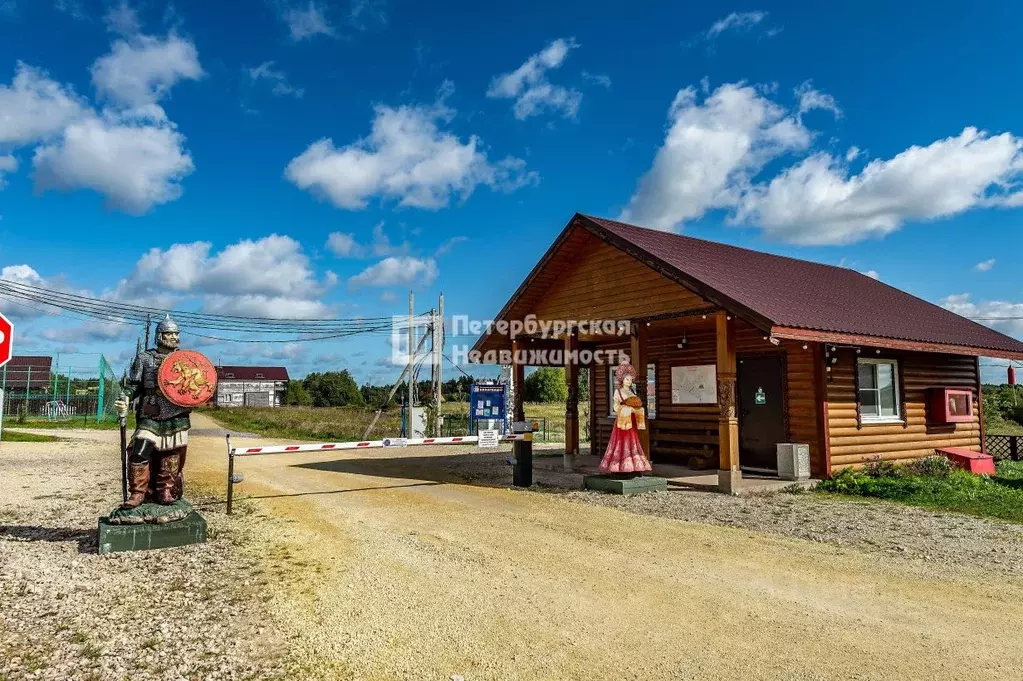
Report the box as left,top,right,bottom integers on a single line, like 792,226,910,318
986,413,1023,436
202,406,403,441
203,400,589,442
818,459,1023,523
0,415,132,430
0,430,62,442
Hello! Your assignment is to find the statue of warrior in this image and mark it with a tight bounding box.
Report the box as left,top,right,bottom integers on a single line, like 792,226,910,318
115,314,194,507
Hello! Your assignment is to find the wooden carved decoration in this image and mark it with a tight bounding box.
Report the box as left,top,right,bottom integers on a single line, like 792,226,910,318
717,378,736,419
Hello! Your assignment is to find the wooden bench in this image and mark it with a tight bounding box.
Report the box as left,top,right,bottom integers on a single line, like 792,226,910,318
937,447,996,476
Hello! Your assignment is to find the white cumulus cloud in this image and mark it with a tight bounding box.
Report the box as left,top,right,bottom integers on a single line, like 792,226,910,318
91,33,204,107
325,231,363,257
32,106,194,215
622,81,1023,244
286,84,537,210
115,235,336,318
349,256,437,288
736,126,1023,244
487,38,582,120
974,258,996,272
942,293,1023,339
795,80,841,119
0,62,89,146
620,82,811,230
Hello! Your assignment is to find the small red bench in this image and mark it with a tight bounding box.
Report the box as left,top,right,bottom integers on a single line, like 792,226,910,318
937,448,996,476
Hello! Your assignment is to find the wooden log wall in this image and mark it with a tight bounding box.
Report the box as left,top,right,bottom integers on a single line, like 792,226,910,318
826,350,981,469
592,322,824,476
531,236,709,322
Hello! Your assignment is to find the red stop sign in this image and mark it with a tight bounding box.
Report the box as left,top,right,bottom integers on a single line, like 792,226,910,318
0,312,12,369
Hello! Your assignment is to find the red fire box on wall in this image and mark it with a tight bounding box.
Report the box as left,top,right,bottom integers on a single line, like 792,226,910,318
927,388,974,425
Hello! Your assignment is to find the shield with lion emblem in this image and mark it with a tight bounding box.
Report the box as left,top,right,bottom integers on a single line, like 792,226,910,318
158,350,218,407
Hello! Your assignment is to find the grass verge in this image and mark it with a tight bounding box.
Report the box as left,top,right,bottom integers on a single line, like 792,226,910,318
817,457,1023,523
0,415,132,430
1,430,63,442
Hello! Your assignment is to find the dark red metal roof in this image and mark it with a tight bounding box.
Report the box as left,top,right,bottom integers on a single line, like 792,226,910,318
580,214,1023,357
2,356,53,388
216,366,290,381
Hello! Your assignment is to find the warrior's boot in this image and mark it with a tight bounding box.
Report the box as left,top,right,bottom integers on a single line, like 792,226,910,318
155,452,181,505
121,462,150,509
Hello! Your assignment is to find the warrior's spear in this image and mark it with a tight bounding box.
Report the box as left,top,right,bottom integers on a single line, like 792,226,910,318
119,337,143,502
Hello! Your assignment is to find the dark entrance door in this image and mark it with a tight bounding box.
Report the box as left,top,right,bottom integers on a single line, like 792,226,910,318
737,355,786,472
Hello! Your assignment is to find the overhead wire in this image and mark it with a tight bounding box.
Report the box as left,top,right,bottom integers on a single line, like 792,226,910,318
0,277,433,343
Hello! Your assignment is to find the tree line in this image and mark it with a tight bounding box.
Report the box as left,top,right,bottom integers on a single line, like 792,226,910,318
282,367,587,408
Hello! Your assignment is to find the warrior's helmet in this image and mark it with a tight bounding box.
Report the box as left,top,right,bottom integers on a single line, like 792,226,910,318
156,314,180,335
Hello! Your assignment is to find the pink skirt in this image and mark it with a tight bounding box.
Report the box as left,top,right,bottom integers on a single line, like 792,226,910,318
599,420,652,474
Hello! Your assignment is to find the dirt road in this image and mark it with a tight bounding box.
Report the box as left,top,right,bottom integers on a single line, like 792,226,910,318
178,413,1023,680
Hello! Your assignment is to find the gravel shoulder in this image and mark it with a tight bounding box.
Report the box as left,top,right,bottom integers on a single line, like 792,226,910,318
0,434,298,680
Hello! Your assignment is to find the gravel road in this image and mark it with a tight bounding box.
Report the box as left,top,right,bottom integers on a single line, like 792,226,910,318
4,415,1023,680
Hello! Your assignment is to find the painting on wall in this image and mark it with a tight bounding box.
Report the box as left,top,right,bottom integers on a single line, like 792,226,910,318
671,364,717,404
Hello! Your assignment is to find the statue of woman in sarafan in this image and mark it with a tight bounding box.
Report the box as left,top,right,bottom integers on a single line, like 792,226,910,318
599,360,652,475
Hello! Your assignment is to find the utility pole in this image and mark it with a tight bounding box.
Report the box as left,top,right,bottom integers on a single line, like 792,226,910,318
144,313,151,350
435,293,443,437
407,291,414,436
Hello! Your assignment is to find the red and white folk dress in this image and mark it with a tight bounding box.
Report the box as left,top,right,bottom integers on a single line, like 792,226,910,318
599,387,652,474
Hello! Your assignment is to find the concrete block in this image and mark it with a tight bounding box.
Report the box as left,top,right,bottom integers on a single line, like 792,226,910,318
718,469,743,495
584,475,668,495
98,512,207,555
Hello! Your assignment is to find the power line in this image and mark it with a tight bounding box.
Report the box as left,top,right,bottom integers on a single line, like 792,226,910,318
0,277,432,343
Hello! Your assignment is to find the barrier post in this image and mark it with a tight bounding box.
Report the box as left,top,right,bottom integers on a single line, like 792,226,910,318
512,424,533,488
226,435,235,515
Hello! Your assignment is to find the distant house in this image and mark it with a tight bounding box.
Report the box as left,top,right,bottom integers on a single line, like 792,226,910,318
1,356,53,389
216,365,290,408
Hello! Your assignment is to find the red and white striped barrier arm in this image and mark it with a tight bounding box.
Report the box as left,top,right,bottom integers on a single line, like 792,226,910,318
231,433,531,456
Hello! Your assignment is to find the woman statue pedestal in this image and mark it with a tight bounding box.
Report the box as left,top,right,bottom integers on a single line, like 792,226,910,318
584,360,666,495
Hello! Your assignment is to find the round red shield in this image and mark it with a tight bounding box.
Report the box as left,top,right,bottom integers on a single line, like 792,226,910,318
158,350,218,407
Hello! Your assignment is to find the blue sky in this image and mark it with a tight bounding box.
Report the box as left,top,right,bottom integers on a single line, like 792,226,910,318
0,0,1021,383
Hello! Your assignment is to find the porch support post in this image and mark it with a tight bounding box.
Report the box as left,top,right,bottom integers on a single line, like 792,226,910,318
511,339,525,422
716,312,741,493
630,321,651,460
563,326,580,470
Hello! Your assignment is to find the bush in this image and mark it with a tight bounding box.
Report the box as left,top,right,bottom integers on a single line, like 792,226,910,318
904,455,955,478
524,367,568,403
17,404,27,424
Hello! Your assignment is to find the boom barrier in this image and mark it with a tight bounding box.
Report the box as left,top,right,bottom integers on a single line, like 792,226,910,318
225,431,534,514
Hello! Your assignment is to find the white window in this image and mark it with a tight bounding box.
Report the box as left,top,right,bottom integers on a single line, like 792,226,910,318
858,359,901,423
608,363,656,419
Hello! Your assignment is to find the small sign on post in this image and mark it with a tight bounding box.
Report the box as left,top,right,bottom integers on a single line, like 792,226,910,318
478,429,500,448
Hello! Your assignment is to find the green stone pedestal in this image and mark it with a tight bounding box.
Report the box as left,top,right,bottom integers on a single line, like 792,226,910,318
98,511,207,555
584,475,668,495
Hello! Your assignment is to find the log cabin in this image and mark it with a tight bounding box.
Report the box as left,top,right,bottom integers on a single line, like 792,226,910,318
471,213,1023,491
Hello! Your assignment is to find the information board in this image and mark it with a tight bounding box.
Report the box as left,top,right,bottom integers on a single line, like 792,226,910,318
478,429,500,448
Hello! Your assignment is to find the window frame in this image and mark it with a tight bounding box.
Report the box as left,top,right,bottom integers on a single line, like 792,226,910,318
857,358,902,425
607,363,657,419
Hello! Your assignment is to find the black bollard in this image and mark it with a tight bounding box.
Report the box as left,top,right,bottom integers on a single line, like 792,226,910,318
512,436,532,487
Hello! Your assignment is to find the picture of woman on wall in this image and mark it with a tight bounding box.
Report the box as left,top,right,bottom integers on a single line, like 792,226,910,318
599,360,652,474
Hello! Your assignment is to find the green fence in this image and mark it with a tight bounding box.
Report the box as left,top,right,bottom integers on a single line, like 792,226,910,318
1,354,124,423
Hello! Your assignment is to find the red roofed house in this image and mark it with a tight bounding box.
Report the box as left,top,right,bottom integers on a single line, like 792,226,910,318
215,365,290,408
472,214,1023,491
2,356,53,389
